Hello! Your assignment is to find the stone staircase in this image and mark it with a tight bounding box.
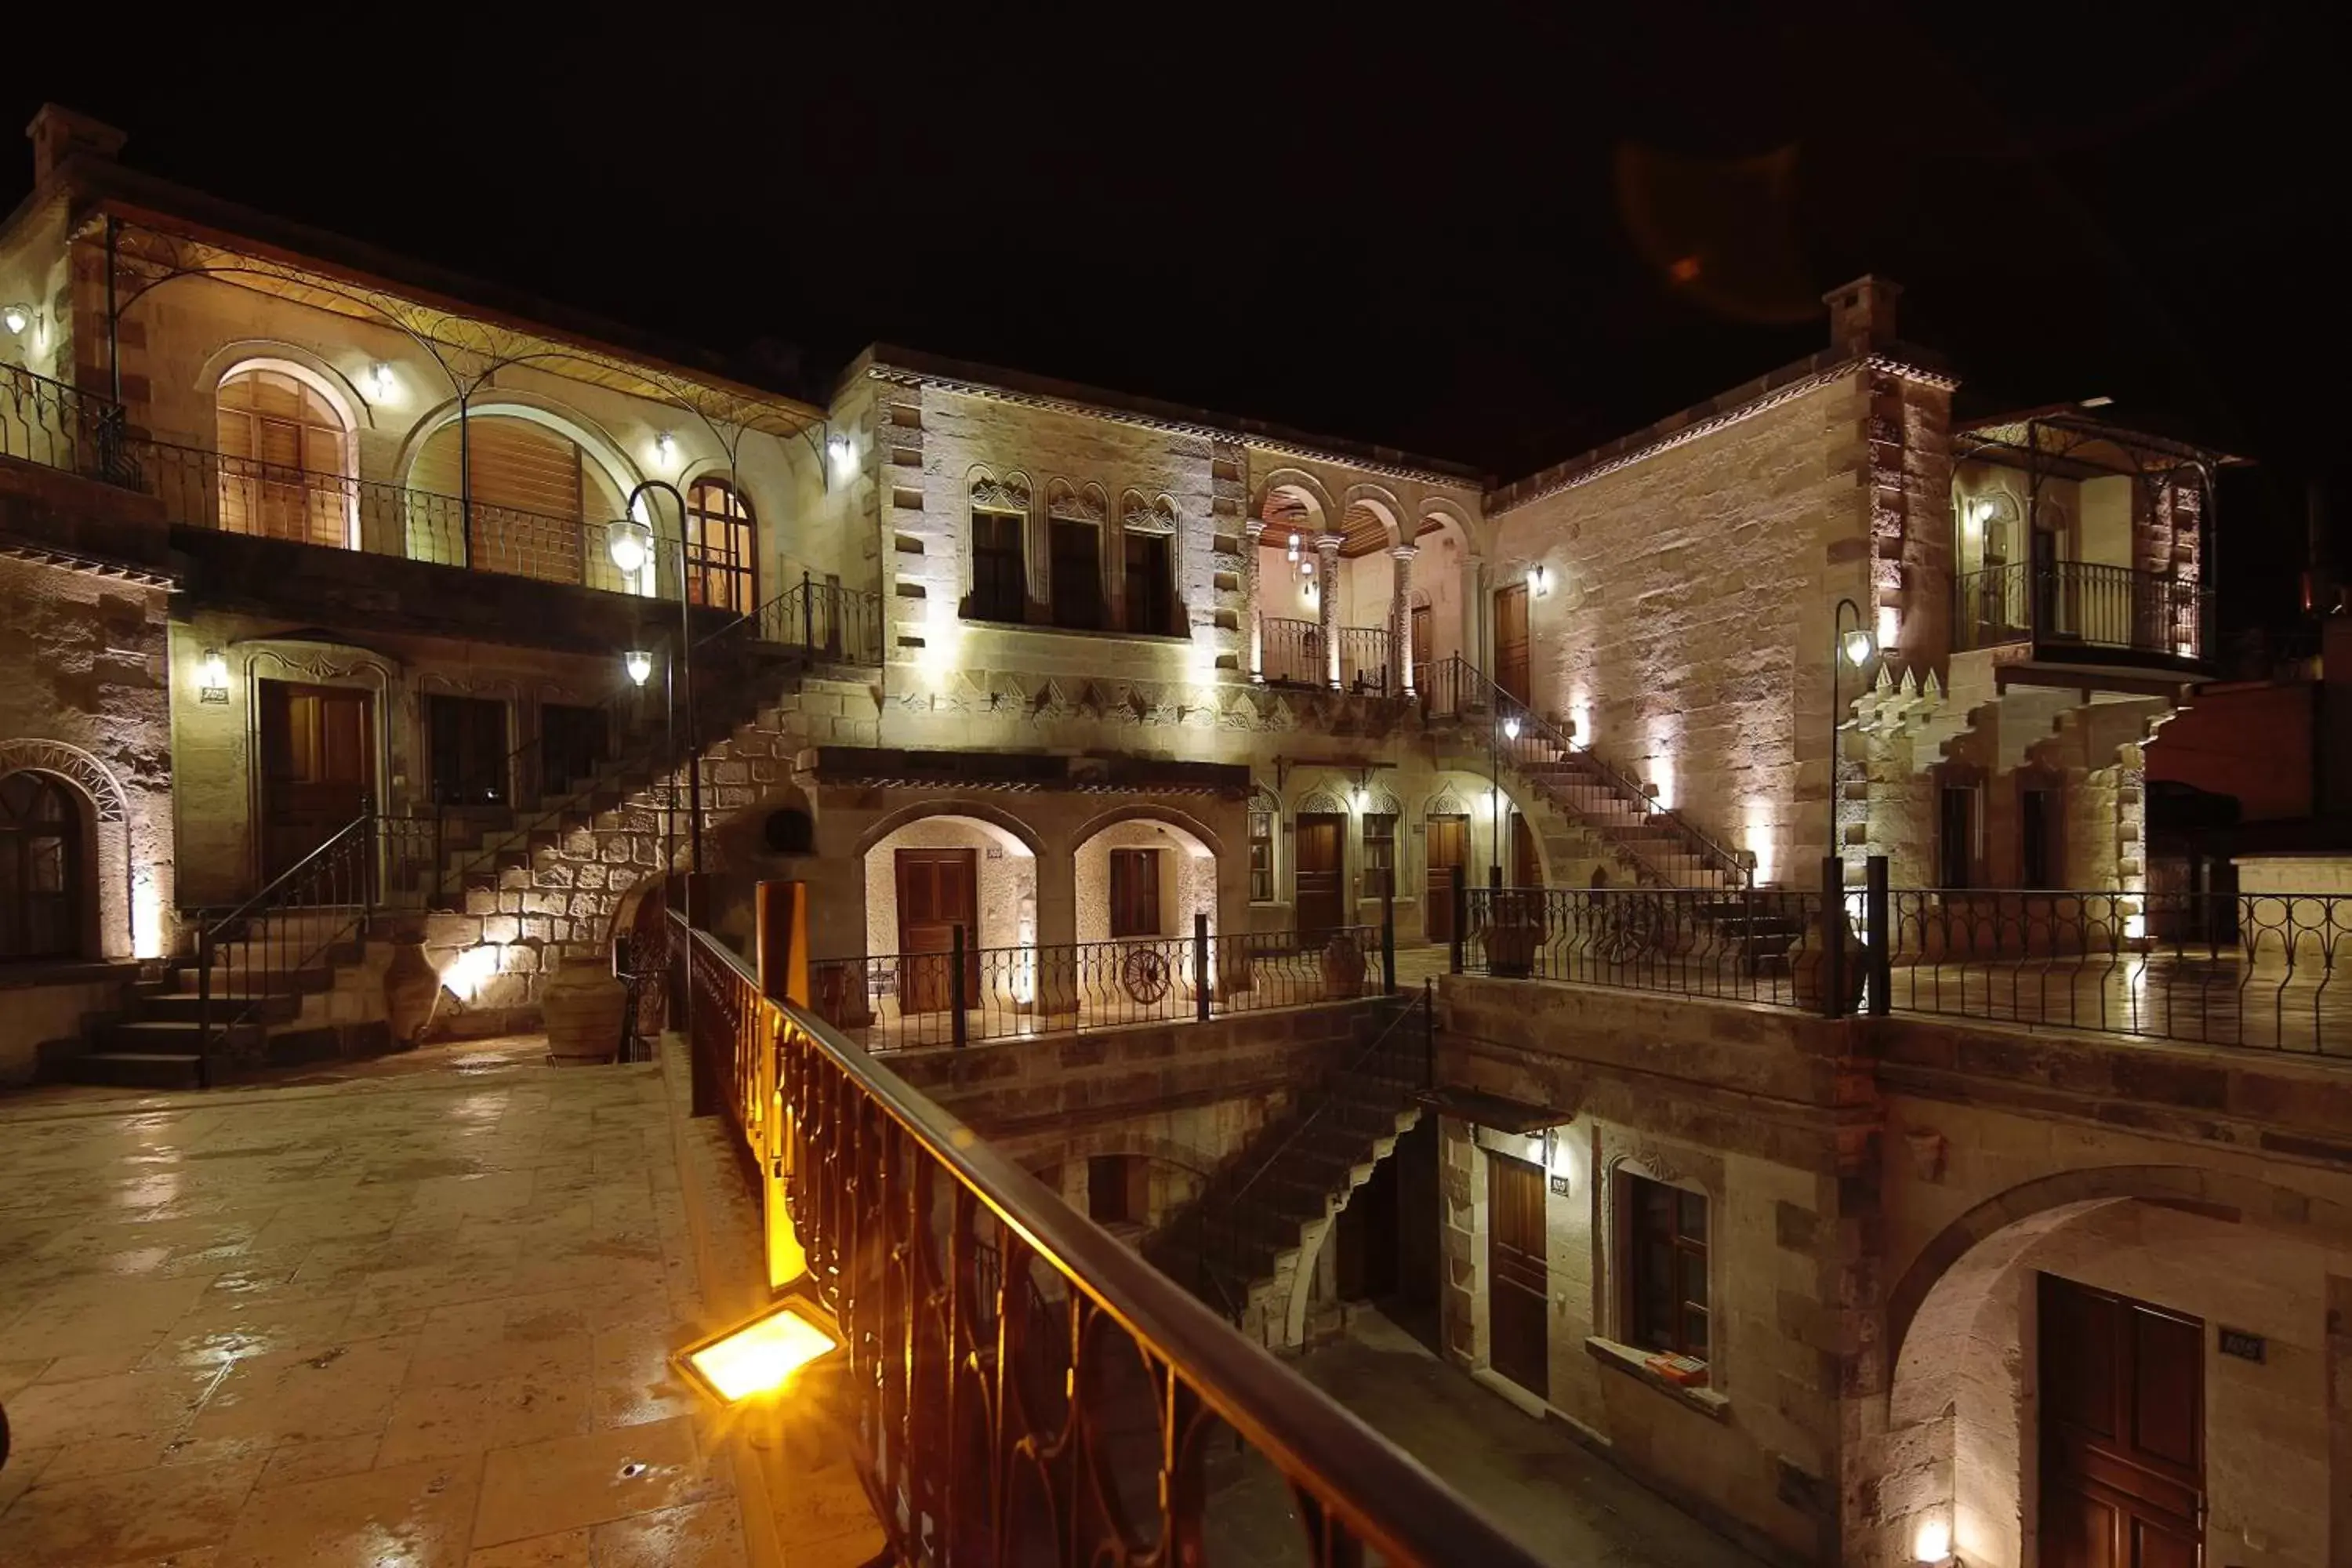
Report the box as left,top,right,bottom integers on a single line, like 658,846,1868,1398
1148,1006,1429,1351
57,908,415,1089
410,658,879,1031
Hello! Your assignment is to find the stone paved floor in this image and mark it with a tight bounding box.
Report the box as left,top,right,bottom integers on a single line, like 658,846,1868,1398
0,1037,762,1567
1205,1311,1768,1568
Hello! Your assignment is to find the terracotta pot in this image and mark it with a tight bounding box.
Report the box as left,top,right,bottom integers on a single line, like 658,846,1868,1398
381,941,441,1049
1485,891,1548,978
1320,933,1366,998
543,957,628,1066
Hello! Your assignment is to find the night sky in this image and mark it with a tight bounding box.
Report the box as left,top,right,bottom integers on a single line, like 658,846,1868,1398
7,9,2342,639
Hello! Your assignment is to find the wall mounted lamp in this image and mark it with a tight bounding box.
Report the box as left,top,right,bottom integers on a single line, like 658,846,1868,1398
826,433,854,477
653,431,678,467
2,303,31,336
1530,564,1550,597
624,649,654,687
196,648,230,703
365,361,395,401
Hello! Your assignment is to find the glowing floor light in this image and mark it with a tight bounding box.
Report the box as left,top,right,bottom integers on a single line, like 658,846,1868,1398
675,1297,843,1405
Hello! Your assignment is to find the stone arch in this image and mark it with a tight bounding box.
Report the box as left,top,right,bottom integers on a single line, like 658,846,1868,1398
852,797,1045,862
1067,801,1226,864
1873,1163,2352,1568
1250,468,1335,534
1341,483,1405,548
0,739,133,960
1070,804,1221,947
199,345,371,433
394,395,644,515
1272,1103,1427,1349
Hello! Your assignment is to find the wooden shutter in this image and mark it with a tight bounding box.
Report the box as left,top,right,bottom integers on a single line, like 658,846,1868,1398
410,417,588,583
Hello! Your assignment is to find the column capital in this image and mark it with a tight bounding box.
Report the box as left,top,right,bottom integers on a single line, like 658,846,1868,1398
1314,532,1345,555
1389,543,1420,562
1244,518,1267,540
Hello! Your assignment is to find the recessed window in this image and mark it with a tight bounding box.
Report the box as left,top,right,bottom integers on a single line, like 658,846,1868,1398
1124,531,1174,635
683,478,757,615
426,695,509,806
1087,1154,1150,1226
1939,782,1980,891
214,367,352,549
1249,797,1276,903
1363,812,1396,899
1050,518,1103,630
0,772,82,960
965,510,1026,623
1623,1173,1708,1363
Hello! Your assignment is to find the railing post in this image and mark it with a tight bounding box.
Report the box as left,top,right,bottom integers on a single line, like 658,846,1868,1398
1193,912,1210,1022
757,880,808,1007
801,569,814,650
950,924,968,1048
1450,879,1466,975
1381,887,1396,996
194,924,213,1090
1864,854,1890,1016
1820,855,1848,1020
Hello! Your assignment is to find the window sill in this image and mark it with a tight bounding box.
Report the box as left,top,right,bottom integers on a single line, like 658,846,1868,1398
958,616,1195,647
1584,1337,1730,1421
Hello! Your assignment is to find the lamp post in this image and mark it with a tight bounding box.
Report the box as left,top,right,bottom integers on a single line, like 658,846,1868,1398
1490,710,1520,887
1828,597,1875,875
608,481,704,878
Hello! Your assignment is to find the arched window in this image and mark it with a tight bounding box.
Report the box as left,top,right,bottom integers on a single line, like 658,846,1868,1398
0,772,82,960
684,477,757,615
215,366,354,548
407,413,628,589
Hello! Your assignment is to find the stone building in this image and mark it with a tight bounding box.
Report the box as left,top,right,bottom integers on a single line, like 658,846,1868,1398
5,103,2323,1568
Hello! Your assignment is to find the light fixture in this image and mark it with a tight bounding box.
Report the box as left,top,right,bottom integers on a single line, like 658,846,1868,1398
624,649,654,687
197,648,230,702
2078,394,2114,409
608,520,652,578
1911,1515,1954,1565
654,431,678,466
1287,532,1301,563
1842,627,1875,667
826,433,853,476
674,1295,844,1406
1503,715,1521,741
366,361,394,401
2,303,29,336
1530,564,1549,597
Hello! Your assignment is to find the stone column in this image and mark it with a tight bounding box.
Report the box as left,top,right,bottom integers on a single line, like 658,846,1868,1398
1390,543,1419,695
1316,532,1343,689
1244,520,1265,682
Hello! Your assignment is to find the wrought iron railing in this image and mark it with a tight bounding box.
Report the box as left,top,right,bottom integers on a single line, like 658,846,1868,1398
1883,887,2349,1054
1955,561,2212,660
1419,655,1755,891
809,924,1390,1051
190,807,439,1081
1338,625,1392,694
673,913,1541,1566
1456,884,1836,1009
1415,652,1486,720
1260,616,1325,688
0,364,136,486
726,570,887,666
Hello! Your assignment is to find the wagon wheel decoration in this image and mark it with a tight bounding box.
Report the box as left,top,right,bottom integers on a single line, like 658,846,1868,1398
1121,947,1173,1004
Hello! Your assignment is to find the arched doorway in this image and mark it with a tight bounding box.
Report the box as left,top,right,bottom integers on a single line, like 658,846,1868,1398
214,362,358,549
404,407,637,590
0,771,85,960
1875,1169,2352,1568
860,812,1037,1033
1253,476,1334,688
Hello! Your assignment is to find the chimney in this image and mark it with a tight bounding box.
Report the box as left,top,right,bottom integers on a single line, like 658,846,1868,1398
26,103,127,186
1824,276,1901,357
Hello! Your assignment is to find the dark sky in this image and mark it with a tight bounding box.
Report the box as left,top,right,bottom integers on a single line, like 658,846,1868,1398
8,6,2343,637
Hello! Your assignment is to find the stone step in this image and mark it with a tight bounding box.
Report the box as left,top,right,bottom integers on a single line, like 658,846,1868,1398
95,1018,260,1054
59,1050,208,1090
135,991,303,1025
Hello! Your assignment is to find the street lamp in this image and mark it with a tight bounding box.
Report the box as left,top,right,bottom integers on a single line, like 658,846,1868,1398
609,481,703,877
623,649,653,687
1828,597,1875,867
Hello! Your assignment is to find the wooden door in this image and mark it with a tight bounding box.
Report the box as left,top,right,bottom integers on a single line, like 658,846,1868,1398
1425,815,1468,942
1410,603,1433,694
1109,848,1162,938
895,848,979,1014
259,681,374,885
2039,1273,2205,1568
1294,814,1345,946
1493,583,1530,705
1486,1151,1549,1399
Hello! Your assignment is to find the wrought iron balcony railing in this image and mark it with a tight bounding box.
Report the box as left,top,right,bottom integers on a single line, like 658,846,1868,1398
1,362,138,486
1338,625,1392,694
1955,560,2212,660
665,910,1545,1568
809,923,1391,1051
1260,615,1324,688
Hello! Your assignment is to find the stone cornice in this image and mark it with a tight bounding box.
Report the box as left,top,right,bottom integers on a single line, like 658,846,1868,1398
0,536,179,590
858,350,1487,492
1485,351,1959,519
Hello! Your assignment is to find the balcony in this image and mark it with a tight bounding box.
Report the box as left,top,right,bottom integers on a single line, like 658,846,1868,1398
1955,560,2212,668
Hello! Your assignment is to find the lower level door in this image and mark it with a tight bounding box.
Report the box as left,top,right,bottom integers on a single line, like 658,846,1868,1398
1426,815,1468,942
258,681,375,887
2038,1272,2205,1568
1294,812,1345,945
1486,1151,1550,1399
